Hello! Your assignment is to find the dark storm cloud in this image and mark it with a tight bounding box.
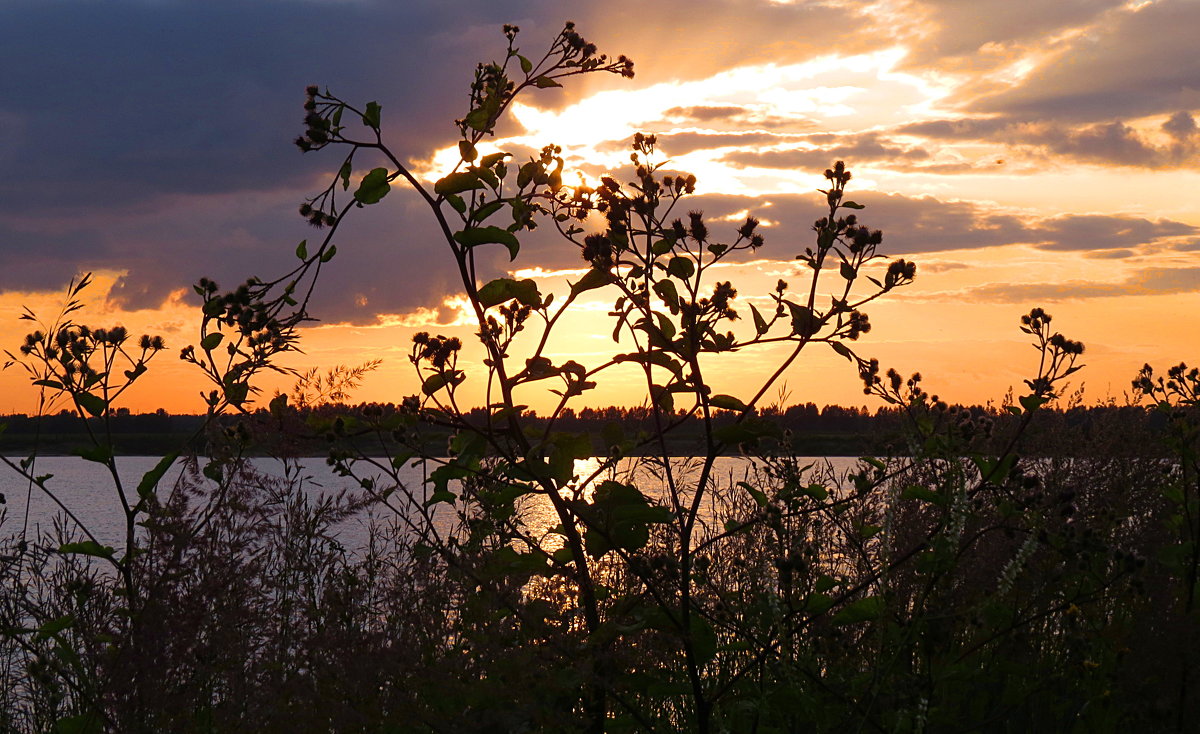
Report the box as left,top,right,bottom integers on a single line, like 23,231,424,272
722,133,931,169
952,267,1200,304
899,112,1200,169
663,106,749,122
656,191,1196,261
1034,215,1195,252
969,0,1200,122
902,0,1125,64
0,0,639,318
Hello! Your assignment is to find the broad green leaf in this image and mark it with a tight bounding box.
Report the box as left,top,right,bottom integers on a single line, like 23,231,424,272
320,244,338,263
805,592,835,616
224,382,249,406
571,268,615,295
72,444,112,465
424,489,457,507
479,152,509,168
453,226,520,260
689,614,719,666
831,595,885,625
533,75,562,88
517,54,533,73
458,140,477,161
737,481,767,507
840,261,856,281
295,239,308,260
58,541,114,559
36,614,74,641
613,351,683,375
803,483,829,501
52,714,103,734
830,341,854,361
471,199,505,223
1019,394,1049,413
354,167,391,204
749,304,768,335
653,280,680,312
422,371,464,396
477,277,542,308
786,301,819,337
463,107,491,132
709,394,748,412
436,170,484,197
200,333,223,351
667,256,695,280
362,101,381,128
653,311,677,340
901,484,946,506
840,200,865,210
137,453,178,501
75,392,107,418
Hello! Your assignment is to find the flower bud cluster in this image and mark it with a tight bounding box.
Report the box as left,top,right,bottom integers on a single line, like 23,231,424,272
294,85,331,152
411,332,461,370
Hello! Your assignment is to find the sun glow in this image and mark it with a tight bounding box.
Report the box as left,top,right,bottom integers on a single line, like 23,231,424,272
412,48,950,199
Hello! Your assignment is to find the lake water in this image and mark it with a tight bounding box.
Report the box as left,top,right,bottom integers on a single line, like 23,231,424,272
0,455,862,555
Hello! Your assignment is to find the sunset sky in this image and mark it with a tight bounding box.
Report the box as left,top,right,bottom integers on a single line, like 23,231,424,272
1,0,1197,415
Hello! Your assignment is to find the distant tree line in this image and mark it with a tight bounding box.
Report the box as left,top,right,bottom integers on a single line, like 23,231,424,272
0,400,1169,457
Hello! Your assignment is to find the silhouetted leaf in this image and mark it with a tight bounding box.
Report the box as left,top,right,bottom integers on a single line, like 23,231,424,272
667,256,694,280
137,453,178,501
477,278,542,308
902,485,946,506
454,226,520,259
710,394,748,412
750,304,768,335
72,444,112,465
786,301,819,337
571,268,615,295
422,371,464,396
225,382,249,406
1019,395,1049,413
831,596,884,625
58,541,114,560
354,167,391,204
362,101,382,128
75,392,107,418
737,481,767,507
35,614,74,641
200,333,224,351
614,351,683,375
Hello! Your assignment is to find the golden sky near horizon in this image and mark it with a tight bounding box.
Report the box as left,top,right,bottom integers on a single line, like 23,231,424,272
1,0,1197,416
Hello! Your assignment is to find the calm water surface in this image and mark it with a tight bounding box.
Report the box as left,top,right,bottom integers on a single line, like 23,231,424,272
1,455,861,554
